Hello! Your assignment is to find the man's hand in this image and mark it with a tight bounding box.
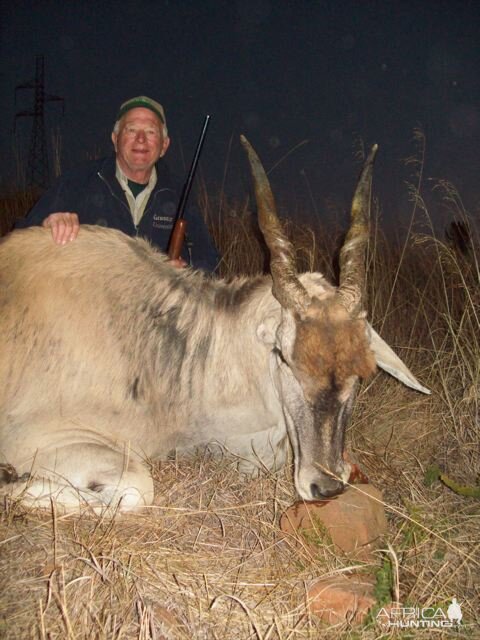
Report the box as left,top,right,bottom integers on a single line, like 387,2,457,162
167,257,188,269
42,212,80,245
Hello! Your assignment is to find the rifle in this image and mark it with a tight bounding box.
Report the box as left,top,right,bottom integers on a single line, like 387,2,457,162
167,115,211,260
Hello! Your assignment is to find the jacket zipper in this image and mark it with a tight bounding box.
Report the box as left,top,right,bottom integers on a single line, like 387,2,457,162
97,171,139,234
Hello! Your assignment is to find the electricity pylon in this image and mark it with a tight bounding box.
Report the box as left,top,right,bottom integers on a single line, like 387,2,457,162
15,55,64,189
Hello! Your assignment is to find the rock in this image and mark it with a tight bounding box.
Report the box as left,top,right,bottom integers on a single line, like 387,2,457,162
307,574,376,624
280,485,387,561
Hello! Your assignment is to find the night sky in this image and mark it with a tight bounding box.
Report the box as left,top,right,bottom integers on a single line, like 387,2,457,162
1,1,479,231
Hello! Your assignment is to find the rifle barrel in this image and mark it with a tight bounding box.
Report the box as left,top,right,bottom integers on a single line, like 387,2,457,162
175,114,211,222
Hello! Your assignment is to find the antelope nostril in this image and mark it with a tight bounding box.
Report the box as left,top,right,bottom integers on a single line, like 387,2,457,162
310,483,322,499
321,483,344,498
309,481,344,499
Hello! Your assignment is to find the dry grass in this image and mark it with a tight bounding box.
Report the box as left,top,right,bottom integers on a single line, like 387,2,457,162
1,452,478,638
1,151,479,637
0,187,39,237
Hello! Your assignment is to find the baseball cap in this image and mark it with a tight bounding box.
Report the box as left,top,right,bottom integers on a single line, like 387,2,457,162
116,96,166,126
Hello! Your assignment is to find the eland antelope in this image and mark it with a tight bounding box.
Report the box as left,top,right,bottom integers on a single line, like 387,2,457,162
0,137,429,511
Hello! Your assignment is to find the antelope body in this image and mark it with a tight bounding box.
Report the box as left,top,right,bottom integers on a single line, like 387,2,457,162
0,138,429,511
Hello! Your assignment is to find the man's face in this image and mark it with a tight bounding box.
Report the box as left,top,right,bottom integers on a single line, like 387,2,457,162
111,107,170,181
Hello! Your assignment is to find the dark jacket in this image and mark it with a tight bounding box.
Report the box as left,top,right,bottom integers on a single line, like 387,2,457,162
16,156,219,272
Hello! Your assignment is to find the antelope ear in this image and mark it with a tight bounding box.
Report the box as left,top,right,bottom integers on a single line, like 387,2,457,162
368,326,431,394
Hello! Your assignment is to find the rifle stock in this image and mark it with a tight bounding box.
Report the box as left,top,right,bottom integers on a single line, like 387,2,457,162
168,218,187,261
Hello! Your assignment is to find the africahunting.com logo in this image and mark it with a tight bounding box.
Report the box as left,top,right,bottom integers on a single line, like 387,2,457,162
376,598,463,629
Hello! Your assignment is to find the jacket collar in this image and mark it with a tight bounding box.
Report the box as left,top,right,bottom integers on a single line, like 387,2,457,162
98,155,174,195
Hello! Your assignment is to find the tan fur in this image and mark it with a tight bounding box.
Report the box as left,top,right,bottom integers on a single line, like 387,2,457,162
292,297,377,398
0,227,292,509
0,226,426,509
